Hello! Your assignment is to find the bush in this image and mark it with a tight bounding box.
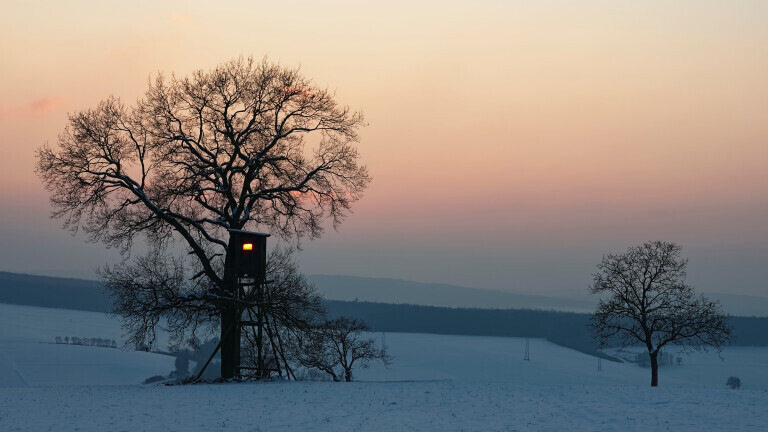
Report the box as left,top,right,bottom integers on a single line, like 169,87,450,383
726,376,741,389
171,350,190,379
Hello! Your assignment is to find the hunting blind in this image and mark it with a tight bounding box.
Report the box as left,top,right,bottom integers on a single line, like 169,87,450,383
218,229,270,379
227,229,268,278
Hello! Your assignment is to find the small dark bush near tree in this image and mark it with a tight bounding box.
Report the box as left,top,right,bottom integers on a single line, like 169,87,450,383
171,351,190,379
726,376,741,389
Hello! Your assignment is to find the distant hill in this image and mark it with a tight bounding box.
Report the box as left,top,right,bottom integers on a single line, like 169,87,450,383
307,274,768,317
0,271,111,313
2,271,599,314
7,270,767,316
2,270,767,352
307,274,597,312
699,292,768,319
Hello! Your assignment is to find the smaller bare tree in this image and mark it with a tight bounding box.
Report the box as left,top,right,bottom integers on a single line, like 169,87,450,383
299,317,390,382
588,241,732,387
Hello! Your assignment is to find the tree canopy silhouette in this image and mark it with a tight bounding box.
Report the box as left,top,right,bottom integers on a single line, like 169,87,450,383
36,57,370,349
588,241,732,387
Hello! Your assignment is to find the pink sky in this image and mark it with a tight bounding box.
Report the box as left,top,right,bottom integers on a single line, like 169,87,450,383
1,1,767,297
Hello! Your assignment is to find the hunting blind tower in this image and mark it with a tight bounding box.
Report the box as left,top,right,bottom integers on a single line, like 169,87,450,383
220,229,270,379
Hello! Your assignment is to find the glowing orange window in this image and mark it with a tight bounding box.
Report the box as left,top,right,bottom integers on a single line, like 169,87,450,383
242,243,253,251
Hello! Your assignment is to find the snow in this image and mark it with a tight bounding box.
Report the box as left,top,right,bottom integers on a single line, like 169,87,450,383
0,303,125,343
0,303,175,388
602,346,768,389
1,303,767,431
3,382,766,431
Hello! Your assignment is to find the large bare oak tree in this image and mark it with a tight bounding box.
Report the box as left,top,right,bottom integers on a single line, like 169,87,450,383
36,57,370,361
588,241,732,386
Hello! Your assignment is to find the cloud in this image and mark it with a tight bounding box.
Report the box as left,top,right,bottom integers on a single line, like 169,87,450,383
169,12,192,26
28,97,67,114
0,97,67,119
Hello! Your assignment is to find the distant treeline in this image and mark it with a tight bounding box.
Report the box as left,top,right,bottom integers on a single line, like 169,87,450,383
325,300,768,355
2,271,767,353
324,300,604,357
55,336,118,348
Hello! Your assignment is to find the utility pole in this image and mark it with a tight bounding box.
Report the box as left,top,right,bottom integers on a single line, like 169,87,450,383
524,338,530,361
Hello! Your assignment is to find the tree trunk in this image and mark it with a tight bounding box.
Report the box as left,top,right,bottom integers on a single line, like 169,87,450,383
649,351,659,387
220,238,239,379
345,369,352,382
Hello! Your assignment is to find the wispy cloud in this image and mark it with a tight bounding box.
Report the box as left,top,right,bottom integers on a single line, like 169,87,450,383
28,97,67,115
0,97,67,119
169,12,192,26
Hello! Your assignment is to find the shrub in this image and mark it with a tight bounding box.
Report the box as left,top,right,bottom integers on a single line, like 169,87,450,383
726,376,741,389
171,351,190,379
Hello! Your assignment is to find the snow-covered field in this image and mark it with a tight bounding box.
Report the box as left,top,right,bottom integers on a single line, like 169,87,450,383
5,381,767,432
1,303,767,431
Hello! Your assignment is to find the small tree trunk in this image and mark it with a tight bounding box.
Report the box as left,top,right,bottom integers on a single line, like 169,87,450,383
220,239,239,379
257,283,265,379
345,369,352,382
650,351,659,387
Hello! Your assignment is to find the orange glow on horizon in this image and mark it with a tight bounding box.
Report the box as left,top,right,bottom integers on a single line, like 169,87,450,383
2,0,767,269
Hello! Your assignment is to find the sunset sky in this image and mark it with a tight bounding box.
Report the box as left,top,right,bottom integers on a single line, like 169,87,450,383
1,1,767,298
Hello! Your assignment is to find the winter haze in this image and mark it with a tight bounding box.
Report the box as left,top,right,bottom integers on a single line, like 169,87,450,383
1,2,768,429
1,1,768,302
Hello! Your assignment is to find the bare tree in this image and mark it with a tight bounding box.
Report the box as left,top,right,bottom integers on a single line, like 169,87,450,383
36,57,369,369
239,246,326,380
300,317,390,382
99,250,215,351
588,241,732,386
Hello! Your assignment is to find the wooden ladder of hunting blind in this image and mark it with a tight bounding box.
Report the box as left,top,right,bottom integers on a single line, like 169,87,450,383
194,229,270,381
